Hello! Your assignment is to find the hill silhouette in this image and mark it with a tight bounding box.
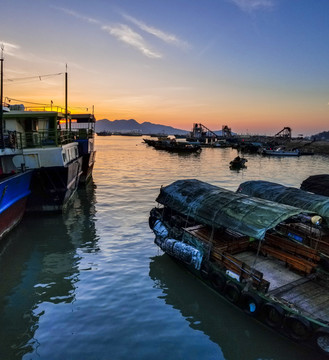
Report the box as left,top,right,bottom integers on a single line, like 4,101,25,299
95,119,189,135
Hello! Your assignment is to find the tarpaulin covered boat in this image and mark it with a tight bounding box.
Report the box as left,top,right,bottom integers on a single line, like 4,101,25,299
155,179,309,240
237,180,329,225
301,174,329,197
237,180,329,256
149,179,329,356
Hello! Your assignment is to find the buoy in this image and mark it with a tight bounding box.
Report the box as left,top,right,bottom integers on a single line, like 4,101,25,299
240,292,262,316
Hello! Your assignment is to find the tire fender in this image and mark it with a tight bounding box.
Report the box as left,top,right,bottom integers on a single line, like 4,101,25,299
313,327,329,355
285,315,312,341
209,272,226,292
261,302,285,328
224,281,241,303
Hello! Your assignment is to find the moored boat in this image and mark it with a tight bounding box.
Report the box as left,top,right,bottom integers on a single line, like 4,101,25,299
237,180,329,258
3,107,82,212
144,136,201,153
96,131,111,136
0,146,33,241
301,175,329,197
0,50,33,240
229,156,247,169
71,113,96,184
261,147,300,156
143,138,157,146
149,179,329,356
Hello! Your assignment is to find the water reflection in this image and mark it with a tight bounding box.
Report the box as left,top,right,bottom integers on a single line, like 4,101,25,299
149,254,323,360
0,182,98,360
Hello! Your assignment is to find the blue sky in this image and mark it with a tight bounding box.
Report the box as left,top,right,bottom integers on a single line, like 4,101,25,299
1,0,329,135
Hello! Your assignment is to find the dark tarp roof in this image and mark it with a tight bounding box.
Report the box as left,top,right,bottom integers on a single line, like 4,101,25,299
301,174,329,197
156,179,308,240
238,180,329,224
70,114,96,123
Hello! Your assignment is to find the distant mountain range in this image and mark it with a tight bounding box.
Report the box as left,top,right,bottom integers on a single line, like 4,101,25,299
95,119,189,135
96,119,326,138
311,131,329,141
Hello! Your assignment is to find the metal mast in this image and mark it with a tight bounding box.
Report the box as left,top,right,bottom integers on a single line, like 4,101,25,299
0,45,4,149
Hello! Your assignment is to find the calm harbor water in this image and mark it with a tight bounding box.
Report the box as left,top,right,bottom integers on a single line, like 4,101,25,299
1,135,329,360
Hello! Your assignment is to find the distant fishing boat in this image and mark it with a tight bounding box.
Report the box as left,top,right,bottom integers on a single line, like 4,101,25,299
261,147,300,156
96,131,112,136
229,156,247,169
0,47,32,240
144,136,201,153
143,138,156,146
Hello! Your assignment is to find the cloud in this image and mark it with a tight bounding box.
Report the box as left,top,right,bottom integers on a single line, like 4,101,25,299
122,14,190,49
53,6,189,58
51,6,100,25
54,6,162,59
102,24,162,59
229,0,274,12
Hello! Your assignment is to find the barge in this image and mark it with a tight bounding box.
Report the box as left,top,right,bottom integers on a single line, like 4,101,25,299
149,179,329,356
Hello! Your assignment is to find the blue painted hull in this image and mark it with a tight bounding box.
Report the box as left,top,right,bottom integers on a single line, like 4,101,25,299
0,171,33,240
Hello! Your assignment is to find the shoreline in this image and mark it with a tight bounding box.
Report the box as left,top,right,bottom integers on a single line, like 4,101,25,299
284,140,329,155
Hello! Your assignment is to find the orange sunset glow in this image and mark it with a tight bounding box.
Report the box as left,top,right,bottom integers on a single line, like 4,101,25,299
1,1,329,136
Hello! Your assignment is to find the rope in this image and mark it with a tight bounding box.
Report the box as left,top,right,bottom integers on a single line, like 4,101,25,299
4,72,63,83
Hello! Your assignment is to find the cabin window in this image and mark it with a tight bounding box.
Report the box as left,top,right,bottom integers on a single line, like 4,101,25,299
62,153,66,163
25,118,38,132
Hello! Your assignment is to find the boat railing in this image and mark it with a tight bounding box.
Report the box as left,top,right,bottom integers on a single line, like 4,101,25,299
21,130,77,148
20,105,69,114
71,128,94,140
3,130,23,150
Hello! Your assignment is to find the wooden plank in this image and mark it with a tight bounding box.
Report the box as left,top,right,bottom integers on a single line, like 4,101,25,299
184,224,269,290
261,245,315,274
268,274,316,296
278,223,329,256
265,233,320,262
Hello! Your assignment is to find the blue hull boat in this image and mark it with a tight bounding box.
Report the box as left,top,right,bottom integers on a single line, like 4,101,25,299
0,170,32,240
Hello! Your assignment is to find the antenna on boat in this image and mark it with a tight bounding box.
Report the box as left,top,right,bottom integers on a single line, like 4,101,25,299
0,44,4,149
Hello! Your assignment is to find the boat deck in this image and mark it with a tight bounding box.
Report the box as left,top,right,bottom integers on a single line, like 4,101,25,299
235,251,302,291
183,223,329,322
236,251,329,322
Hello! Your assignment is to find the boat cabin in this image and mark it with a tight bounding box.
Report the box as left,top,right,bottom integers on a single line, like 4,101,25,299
3,107,80,169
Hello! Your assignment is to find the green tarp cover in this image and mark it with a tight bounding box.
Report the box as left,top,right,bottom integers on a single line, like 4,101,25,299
238,180,329,224
301,174,329,197
156,179,308,240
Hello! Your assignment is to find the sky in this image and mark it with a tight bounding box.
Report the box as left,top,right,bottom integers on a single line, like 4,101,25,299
1,0,329,136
